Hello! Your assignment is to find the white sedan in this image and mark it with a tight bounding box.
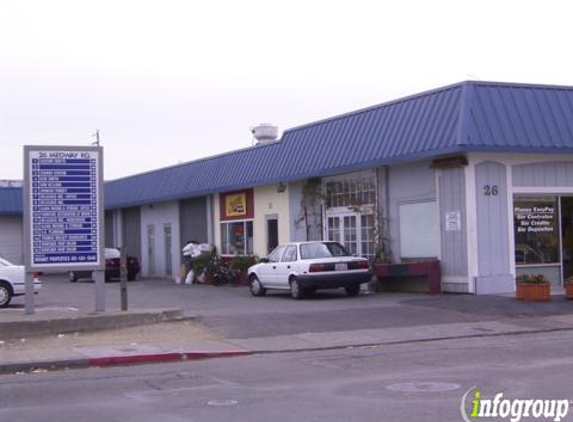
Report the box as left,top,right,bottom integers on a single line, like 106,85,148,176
0,257,42,308
248,241,372,299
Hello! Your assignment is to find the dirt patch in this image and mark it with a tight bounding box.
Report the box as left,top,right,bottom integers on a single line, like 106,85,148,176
0,320,220,351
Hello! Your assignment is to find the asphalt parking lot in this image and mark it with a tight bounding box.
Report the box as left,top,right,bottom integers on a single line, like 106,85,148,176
6,273,573,340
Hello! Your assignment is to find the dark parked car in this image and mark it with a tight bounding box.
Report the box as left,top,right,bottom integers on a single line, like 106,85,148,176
69,248,140,282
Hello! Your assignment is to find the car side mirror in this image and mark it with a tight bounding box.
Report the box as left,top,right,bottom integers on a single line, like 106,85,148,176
259,257,269,263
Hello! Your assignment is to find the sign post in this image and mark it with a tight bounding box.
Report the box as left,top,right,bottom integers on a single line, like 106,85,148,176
120,246,128,311
23,146,105,314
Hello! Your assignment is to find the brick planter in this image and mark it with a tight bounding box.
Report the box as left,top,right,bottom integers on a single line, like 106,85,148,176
236,271,248,286
374,261,441,294
516,282,551,302
565,282,573,300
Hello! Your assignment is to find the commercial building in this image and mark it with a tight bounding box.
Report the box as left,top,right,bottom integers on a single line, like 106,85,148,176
3,81,573,294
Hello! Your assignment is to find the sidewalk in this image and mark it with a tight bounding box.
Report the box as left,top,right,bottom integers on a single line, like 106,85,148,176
2,298,573,375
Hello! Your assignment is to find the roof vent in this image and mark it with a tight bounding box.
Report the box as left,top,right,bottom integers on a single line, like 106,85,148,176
251,123,279,145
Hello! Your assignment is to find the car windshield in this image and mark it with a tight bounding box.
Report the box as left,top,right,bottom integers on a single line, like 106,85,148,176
299,242,349,260
0,257,12,267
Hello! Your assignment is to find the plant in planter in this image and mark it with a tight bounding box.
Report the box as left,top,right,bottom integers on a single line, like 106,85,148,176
229,255,259,285
193,247,218,284
516,273,551,302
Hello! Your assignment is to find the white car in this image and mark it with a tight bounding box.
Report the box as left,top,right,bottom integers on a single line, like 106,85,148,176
0,257,42,308
248,241,372,299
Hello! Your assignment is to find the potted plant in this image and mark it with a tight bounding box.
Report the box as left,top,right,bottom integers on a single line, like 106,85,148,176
229,255,259,285
193,247,217,284
565,277,573,300
516,273,551,302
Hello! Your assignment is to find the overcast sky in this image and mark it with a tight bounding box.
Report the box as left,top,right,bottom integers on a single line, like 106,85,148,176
2,0,573,181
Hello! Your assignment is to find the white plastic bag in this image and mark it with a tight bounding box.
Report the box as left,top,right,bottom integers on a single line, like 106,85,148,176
197,271,206,284
185,270,194,285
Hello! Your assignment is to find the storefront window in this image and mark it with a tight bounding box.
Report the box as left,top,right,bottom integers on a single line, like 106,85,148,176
514,198,559,265
325,175,376,208
221,221,253,255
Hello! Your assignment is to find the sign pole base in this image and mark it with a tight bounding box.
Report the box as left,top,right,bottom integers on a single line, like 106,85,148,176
24,271,35,315
94,270,105,312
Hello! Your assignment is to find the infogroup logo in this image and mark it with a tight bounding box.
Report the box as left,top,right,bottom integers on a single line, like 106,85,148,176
460,387,570,422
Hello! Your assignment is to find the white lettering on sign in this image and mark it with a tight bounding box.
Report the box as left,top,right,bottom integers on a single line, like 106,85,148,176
514,206,555,234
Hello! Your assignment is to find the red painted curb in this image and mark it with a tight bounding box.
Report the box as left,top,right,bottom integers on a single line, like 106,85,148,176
89,350,251,367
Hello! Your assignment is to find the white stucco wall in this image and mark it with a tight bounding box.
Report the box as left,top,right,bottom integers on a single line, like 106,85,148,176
140,201,180,279
213,187,291,258
253,185,290,257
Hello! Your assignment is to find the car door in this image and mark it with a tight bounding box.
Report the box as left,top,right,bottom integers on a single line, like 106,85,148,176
257,245,285,286
274,245,297,288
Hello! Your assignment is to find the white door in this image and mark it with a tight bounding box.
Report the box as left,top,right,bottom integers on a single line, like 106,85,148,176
147,225,155,276
164,224,172,277
326,213,375,259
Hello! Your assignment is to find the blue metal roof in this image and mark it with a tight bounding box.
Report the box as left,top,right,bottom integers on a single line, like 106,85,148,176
104,141,285,208
105,82,467,208
273,82,465,180
462,81,573,150
106,80,573,208
6,80,573,213
0,187,23,215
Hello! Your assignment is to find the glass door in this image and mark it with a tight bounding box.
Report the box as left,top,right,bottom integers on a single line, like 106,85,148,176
326,213,374,259
561,197,573,283
343,215,358,255
326,217,341,242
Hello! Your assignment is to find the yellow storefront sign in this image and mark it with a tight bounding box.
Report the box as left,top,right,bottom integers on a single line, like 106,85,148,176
225,192,247,217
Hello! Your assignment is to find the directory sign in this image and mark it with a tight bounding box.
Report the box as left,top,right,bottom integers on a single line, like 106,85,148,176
23,146,104,271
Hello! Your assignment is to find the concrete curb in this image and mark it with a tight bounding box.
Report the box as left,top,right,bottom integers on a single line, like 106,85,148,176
89,350,251,367
0,350,251,375
4,320,573,375
246,325,573,355
0,309,189,340
0,358,91,375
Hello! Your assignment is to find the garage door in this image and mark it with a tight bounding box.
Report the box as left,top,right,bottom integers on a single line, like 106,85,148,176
122,207,141,260
0,216,23,264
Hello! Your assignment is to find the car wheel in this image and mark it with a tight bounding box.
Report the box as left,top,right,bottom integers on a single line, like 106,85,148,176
345,285,361,297
249,275,266,297
0,282,12,308
289,277,304,300
127,273,136,281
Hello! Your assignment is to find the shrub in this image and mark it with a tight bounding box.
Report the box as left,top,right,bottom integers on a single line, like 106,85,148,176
516,274,548,284
229,255,259,275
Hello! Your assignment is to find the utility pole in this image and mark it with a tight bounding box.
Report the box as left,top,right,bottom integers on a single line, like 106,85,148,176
92,129,100,146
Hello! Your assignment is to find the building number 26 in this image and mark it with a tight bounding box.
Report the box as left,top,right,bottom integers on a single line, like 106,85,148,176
483,185,499,196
